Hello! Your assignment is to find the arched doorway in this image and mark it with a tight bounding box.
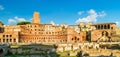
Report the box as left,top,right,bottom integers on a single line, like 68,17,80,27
101,25,103,29
104,25,107,29
102,31,109,36
98,25,100,29
0,48,3,55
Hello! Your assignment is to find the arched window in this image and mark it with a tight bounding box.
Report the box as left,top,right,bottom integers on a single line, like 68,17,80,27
111,27,113,29
102,31,109,36
72,38,74,40
108,25,110,29
3,35,5,37
10,39,12,42
104,25,107,29
3,39,5,42
14,39,16,42
98,25,100,29
10,35,12,37
6,35,8,37
75,37,77,40
101,25,103,29
95,26,97,29
6,39,8,42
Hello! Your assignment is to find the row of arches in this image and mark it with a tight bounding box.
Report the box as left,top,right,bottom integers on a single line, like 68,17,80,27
0,38,16,43
95,24,110,30
3,35,12,38
20,36,67,43
71,37,81,42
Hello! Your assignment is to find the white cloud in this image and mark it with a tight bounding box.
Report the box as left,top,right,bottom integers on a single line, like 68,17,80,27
14,16,26,22
76,9,106,24
8,19,16,25
98,11,106,17
50,21,55,25
78,11,84,15
0,5,4,10
115,22,119,26
8,16,27,25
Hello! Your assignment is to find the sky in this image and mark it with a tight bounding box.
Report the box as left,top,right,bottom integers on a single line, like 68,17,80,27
0,0,120,26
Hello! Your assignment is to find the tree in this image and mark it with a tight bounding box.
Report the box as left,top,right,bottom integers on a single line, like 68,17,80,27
17,21,31,25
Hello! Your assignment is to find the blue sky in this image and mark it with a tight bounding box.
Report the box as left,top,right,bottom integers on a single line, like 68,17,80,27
0,0,120,26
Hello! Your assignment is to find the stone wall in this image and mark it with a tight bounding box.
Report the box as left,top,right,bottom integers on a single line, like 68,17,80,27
56,43,100,52
9,44,56,55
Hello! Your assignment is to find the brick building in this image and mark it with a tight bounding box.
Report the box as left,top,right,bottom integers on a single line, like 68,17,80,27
0,12,116,44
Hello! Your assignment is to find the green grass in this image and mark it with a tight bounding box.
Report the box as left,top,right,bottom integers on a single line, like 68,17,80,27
7,44,77,57
6,54,47,57
6,52,77,57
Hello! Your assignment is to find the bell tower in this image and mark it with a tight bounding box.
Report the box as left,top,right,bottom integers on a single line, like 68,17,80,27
32,12,40,24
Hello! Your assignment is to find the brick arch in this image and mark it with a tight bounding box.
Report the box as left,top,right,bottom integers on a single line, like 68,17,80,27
101,25,103,29
104,25,107,29
101,30,111,36
102,31,109,36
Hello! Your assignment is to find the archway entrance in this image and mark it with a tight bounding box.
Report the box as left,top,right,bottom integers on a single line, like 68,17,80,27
102,31,109,36
97,31,110,42
0,48,3,55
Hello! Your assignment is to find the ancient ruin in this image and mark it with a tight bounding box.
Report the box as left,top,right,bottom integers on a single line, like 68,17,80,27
0,12,119,57
0,12,116,44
